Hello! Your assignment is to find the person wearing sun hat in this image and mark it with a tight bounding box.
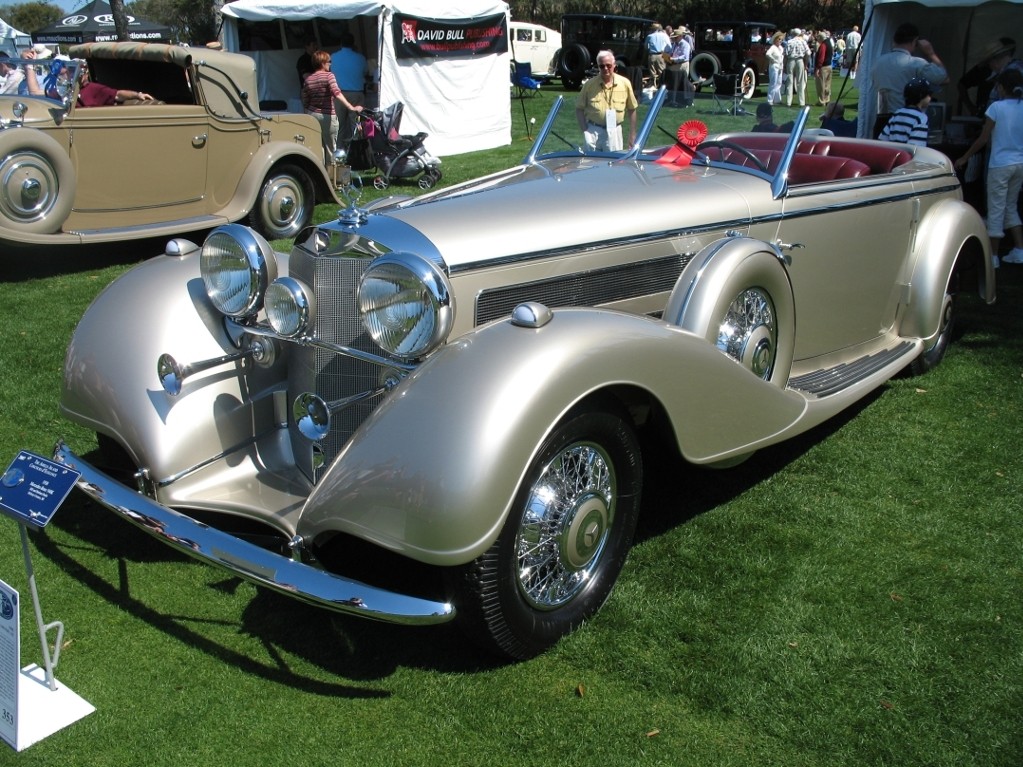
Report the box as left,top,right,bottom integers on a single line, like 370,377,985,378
665,28,693,107
980,38,1022,107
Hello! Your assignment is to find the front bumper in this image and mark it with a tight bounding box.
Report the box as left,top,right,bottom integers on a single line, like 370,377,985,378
53,442,455,626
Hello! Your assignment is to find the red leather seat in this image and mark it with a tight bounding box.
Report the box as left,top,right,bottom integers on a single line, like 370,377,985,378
824,143,913,174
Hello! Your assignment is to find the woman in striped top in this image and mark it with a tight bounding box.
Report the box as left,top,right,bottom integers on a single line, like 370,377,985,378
301,50,363,165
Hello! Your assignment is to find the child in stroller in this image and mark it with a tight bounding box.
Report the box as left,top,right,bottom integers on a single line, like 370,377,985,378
347,102,443,190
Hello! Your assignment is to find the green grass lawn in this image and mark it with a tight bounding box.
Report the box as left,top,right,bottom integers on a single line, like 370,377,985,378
1,79,1021,766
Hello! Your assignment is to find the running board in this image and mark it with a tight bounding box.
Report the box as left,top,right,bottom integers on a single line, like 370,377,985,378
789,341,915,396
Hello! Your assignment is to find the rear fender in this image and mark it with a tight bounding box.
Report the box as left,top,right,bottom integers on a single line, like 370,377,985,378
300,307,805,565
901,198,993,341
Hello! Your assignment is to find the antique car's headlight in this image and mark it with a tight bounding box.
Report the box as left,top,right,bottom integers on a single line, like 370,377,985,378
265,277,314,337
200,224,278,318
358,253,454,360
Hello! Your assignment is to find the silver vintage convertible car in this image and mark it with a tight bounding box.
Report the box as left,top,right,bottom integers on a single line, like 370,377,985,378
55,91,994,659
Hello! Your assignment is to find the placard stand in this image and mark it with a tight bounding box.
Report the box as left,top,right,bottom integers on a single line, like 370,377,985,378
0,451,94,751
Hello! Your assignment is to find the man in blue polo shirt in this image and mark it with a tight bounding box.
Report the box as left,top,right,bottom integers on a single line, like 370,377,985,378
331,32,368,148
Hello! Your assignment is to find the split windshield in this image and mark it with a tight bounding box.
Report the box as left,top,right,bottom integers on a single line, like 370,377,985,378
526,86,810,176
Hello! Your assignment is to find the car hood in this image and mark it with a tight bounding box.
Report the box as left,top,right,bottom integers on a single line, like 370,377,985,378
379,159,758,269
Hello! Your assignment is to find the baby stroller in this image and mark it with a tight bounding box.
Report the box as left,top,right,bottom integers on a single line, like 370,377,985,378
349,102,443,190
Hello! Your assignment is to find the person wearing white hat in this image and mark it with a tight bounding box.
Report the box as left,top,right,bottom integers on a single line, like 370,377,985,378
31,44,53,59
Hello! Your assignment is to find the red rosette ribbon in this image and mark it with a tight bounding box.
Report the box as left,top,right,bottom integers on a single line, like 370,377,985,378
657,120,709,167
677,120,708,147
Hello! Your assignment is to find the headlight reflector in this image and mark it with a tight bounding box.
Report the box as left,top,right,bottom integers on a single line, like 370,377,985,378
200,224,278,318
359,253,453,360
265,277,314,338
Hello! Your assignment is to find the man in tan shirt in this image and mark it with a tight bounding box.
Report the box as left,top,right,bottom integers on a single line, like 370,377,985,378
576,50,638,151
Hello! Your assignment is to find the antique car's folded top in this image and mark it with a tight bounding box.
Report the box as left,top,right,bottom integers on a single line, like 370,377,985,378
56,89,994,659
0,43,336,247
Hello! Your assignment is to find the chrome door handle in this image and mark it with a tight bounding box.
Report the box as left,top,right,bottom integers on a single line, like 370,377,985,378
192,133,208,148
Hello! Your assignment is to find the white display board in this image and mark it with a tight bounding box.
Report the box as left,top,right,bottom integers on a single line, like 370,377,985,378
0,451,95,751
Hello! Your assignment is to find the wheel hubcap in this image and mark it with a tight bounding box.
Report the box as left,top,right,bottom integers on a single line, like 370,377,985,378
516,443,616,610
260,175,305,237
0,151,58,223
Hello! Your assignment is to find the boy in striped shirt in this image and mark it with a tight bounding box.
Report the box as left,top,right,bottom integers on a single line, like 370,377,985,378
879,79,932,146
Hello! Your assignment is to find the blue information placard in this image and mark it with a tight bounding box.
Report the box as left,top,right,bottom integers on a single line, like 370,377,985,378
0,452,81,529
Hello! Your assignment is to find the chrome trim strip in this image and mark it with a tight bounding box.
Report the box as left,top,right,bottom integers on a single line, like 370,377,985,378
53,442,455,625
451,182,958,275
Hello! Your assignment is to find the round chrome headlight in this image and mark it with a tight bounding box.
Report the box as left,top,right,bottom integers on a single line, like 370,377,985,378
358,253,453,361
200,224,278,318
265,277,314,338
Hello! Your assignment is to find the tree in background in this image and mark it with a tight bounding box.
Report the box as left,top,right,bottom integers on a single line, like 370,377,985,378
111,0,129,40
0,2,62,33
127,0,218,45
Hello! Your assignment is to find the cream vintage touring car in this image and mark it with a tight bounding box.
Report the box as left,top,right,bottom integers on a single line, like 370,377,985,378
54,92,993,659
0,42,335,246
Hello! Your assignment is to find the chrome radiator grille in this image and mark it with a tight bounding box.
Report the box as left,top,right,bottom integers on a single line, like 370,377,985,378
288,246,378,479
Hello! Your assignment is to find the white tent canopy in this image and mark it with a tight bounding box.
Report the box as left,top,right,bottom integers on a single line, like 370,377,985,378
0,17,32,56
220,0,511,157
855,0,1022,136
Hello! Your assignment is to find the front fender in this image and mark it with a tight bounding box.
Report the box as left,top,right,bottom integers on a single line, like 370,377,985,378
902,198,993,341
299,307,805,565
60,243,290,483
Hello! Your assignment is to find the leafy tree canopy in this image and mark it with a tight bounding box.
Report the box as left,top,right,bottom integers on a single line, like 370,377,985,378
127,0,217,45
0,2,62,34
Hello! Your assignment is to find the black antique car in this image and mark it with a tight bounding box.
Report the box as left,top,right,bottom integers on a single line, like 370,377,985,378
691,21,778,99
556,13,654,90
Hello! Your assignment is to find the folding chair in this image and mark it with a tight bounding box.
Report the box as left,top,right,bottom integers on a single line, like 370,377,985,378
511,61,541,98
712,73,746,115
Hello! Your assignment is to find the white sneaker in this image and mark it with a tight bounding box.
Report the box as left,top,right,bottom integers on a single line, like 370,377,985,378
992,254,1000,269
1002,248,1023,264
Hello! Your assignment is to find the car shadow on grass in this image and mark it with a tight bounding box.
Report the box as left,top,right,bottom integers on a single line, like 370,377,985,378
0,229,214,283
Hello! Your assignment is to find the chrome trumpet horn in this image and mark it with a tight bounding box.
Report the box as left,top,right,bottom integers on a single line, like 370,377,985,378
293,377,399,441
158,338,275,396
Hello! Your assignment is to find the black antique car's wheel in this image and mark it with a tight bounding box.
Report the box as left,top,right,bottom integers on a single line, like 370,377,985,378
909,268,959,375
449,405,642,660
695,140,769,173
557,43,590,90
690,52,720,87
0,131,75,234
250,163,313,240
739,65,757,99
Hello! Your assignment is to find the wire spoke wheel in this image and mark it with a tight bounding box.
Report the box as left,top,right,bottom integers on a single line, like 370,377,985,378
448,405,642,659
716,287,777,380
517,441,615,609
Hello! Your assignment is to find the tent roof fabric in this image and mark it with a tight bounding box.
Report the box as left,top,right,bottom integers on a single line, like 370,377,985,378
33,0,172,45
221,0,508,22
